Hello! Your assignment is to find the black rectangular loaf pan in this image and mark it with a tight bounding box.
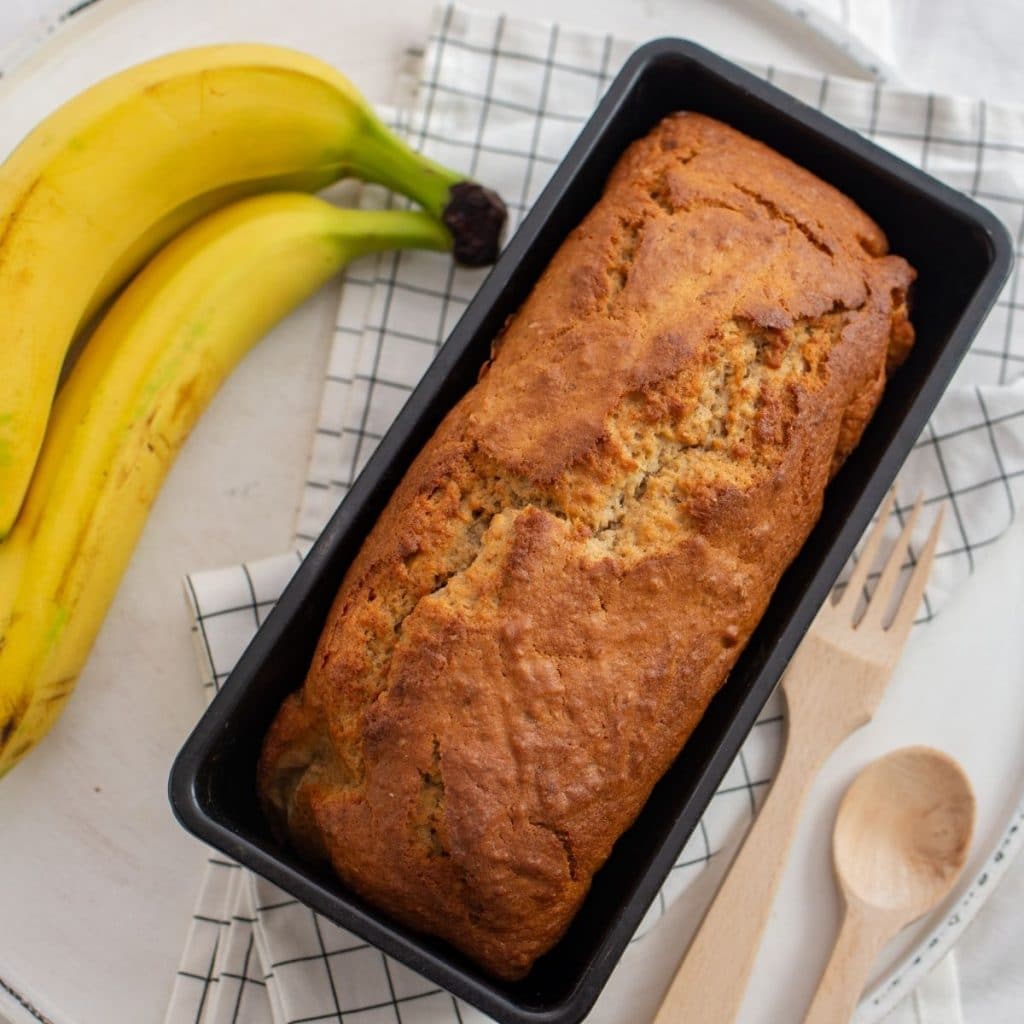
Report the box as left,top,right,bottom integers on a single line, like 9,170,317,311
170,38,1013,1024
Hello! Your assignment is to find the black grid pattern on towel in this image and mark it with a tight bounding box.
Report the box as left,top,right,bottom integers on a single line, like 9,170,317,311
300,4,1024,639
206,908,275,1024
171,554,300,1024
167,854,244,1024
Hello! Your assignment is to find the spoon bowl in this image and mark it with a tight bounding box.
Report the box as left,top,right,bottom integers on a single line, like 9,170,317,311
834,746,975,915
803,747,975,1024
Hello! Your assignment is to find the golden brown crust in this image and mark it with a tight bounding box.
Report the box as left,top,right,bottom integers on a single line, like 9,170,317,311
259,113,915,980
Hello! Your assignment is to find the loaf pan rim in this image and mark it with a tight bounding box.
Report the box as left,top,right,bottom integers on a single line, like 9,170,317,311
169,35,1014,1024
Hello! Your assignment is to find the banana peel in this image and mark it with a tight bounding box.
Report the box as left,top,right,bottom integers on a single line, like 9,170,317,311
0,44,505,536
0,193,452,777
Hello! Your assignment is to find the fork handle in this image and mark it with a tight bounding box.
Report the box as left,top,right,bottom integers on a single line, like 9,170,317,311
653,709,840,1024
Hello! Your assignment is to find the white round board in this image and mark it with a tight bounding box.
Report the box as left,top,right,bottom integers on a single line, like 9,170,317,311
0,3,1022,1024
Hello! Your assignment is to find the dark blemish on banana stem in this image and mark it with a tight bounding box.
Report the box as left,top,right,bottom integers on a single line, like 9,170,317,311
443,182,507,267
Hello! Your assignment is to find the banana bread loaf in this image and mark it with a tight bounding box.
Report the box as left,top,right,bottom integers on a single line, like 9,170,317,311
259,112,915,980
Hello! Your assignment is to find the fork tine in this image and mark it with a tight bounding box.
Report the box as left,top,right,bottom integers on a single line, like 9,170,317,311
886,505,945,640
837,488,898,610
860,494,924,629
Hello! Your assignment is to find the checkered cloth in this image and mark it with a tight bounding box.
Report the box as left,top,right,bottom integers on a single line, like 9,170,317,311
166,4,1024,1023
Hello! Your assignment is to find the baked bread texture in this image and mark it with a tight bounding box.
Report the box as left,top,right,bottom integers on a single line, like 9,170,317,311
259,112,915,980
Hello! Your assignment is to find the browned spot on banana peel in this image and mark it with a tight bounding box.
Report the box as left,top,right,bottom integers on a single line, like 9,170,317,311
0,177,43,257
53,520,93,602
0,716,16,750
169,374,199,425
0,679,74,770
42,678,77,706
0,695,28,754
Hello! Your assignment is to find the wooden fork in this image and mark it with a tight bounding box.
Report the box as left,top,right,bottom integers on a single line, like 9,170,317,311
654,492,944,1024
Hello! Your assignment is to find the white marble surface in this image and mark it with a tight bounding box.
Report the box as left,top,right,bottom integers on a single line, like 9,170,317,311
0,2,1021,1023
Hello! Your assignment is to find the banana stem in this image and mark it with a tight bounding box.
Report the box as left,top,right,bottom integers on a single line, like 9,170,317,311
334,207,453,262
349,117,507,267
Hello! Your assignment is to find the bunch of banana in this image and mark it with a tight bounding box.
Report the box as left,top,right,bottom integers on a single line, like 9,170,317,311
0,194,452,776
0,46,506,777
0,43,505,537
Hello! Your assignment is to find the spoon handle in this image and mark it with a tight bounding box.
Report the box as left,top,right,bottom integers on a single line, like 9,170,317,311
803,901,894,1024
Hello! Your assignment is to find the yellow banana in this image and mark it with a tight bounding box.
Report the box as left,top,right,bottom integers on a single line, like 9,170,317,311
0,43,505,536
0,192,451,777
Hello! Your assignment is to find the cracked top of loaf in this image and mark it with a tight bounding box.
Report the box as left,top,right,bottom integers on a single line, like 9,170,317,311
258,112,915,980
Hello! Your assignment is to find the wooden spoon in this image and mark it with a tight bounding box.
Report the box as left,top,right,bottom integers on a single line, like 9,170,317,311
803,747,975,1023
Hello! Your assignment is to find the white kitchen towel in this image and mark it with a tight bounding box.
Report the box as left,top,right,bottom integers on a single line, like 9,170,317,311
167,4,1024,1023
295,4,1024,620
